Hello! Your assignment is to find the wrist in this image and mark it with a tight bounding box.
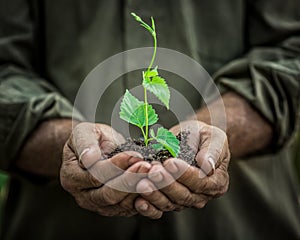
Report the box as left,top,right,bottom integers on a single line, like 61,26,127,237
195,92,273,158
15,118,77,178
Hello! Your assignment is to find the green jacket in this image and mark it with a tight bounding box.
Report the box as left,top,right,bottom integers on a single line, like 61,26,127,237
0,0,300,239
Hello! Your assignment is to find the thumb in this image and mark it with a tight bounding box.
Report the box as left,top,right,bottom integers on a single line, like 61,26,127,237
195,126,228,176
69,122,104,169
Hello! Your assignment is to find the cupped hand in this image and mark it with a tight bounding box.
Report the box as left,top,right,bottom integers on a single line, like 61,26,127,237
135,120,230,215
60,122,151,217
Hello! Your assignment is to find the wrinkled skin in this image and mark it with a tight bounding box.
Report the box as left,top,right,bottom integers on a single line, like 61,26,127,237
135,120,230,218
61,121,230,219
60,122,152,217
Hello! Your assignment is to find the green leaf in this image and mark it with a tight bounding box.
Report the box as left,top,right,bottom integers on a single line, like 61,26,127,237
120,90,144,126
151,143,164,151
143,73,170,109
120,90,158,128
152,127,180,157
144,66,158,78
131,104,158,127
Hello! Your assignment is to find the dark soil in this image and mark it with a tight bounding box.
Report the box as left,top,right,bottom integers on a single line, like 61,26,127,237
108,131,196,165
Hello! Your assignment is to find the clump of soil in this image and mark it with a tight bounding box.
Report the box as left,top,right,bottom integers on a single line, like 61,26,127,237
108,131,196,165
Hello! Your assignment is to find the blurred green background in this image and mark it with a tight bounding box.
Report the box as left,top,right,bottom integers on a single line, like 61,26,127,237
0,171,9,225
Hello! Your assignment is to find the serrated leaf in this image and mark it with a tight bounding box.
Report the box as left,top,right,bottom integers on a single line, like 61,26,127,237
152,143,164,151
143,74,170,109
120,90,144,127
130,104,158,128
144,67,158,78
152,127,180,157
119,90,142,126
120,90,158,128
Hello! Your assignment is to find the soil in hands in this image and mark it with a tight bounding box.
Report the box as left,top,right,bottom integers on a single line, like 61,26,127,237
108,131,196,165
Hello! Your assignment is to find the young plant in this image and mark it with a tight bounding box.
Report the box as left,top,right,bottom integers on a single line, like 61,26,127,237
119,13,180,157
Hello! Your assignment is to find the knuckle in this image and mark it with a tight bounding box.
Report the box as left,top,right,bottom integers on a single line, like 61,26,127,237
119,195,137,210
119,201,133,210
100,189,119,205
162,202,176,211
176,193,194,206
197,179,209,193
88,173,101,187
210,172,229,197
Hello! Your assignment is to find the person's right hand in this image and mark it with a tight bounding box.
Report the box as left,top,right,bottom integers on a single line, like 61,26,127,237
134,121,230,217
60,122,151,217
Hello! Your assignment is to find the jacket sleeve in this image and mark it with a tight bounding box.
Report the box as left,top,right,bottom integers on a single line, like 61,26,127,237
214,0,300,150
0,0,84,170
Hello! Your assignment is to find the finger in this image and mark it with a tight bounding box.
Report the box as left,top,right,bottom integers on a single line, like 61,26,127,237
61,150,144,192
88,151,144,183
70,123,125,169
96,124,125,155
84,161,151,207
136,179,178,211
135,197,163,219
148,163,207,207
119,193,139,212
203,163,230,197
60,159,103,193
195,126,229,176
68,123,102,168
164,158,229,197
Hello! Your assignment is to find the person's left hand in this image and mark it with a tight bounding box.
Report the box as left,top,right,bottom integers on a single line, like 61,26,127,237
134,120,230,217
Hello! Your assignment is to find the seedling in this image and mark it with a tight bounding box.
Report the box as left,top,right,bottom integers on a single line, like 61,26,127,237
119,13,180,157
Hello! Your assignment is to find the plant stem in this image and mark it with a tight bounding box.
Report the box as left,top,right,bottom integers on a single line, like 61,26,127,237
140,126,147,143
144,19,157,146
147,32,157,72
145,137,154,146
144,87,149,145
